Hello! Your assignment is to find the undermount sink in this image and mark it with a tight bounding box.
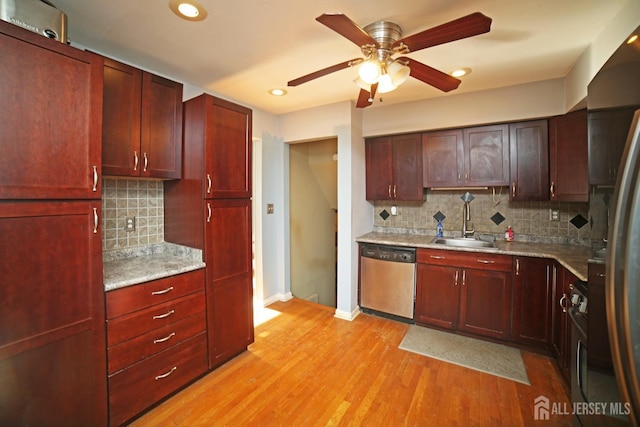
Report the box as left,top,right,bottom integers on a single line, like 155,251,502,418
433,237,497,249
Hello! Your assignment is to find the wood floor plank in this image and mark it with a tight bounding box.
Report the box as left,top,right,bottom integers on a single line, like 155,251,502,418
130,298,572,426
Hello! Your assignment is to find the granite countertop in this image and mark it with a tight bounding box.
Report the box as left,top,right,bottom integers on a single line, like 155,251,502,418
103,242,206,291
356,232,595,281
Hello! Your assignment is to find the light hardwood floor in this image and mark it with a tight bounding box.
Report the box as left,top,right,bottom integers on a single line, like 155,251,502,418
131,299,572,426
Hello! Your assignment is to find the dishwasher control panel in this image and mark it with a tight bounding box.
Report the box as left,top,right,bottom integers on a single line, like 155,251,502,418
360,244,416,263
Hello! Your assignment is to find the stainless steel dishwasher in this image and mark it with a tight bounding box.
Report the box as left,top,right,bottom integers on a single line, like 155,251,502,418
359,243,416,321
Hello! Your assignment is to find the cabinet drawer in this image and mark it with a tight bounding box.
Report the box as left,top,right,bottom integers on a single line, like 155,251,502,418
107,292,205,347
106,269,204,319
108,311,206,374
108,333,208,427
418,249,512,272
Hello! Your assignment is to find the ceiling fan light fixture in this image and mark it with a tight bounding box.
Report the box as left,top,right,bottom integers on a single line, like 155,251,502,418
387,61,410,86
359,59,380,84
377,73,397,94
353,77,371,91
169,0,208,21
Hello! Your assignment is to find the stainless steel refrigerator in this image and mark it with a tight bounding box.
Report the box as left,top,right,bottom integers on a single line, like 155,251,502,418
607,108,640,426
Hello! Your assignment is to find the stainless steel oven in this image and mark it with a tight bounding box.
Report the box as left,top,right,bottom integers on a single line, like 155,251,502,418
569,279,630,426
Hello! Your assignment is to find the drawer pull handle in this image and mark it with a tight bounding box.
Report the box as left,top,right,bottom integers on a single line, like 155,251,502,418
151,286,174,296
92,166,98,192
153,332,176,344
153,310,175,320
155,366,177,380
430,255,445,259
477,259,495,264
207,174,212,194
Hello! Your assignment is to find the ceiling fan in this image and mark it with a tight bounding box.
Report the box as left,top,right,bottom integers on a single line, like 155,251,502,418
287,12,492,108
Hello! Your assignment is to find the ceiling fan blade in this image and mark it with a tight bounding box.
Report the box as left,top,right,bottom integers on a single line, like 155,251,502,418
393,12,491,52
355,83,378,108
288,58,361,87
316,14,378,48
398,57,461,92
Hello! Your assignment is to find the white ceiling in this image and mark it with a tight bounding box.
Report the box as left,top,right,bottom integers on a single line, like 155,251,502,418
51,0,628,115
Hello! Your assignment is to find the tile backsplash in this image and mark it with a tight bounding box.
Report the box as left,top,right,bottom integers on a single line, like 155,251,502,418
102,178,164,251
373,188,612,246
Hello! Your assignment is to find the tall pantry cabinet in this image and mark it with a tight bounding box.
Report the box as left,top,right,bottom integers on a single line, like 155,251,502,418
164,94,254,369
0,21,107,426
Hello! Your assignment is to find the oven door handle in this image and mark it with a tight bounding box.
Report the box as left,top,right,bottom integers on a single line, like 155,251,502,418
576,339,589,403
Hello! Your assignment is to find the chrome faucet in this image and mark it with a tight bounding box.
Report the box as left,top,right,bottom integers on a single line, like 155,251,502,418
462,201,475,238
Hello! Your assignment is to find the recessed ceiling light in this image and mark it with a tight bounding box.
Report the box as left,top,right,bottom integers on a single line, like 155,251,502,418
627,34,638,44
269,88,287,96
450,68,472,78
169,0,208,21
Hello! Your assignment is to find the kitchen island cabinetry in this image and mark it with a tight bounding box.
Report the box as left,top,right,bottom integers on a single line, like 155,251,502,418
164,93,254,370
415,249,512,340
588,107,637,186
549,110,588,201
422,124,509,188
366,134,423,201
105,270,208,427
101,56,183,179
512,257,553,348
509,120,549,201
0,20,107,426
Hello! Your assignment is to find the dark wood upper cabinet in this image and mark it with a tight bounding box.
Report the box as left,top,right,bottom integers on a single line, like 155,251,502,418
0,21,102,200
423,125,509,188
588,107,637,186
549,109,588,201
204,97,252,199
101,57,183,179
464,124,510,187
509,120,549,201
366,134,423,201
422,129,464,187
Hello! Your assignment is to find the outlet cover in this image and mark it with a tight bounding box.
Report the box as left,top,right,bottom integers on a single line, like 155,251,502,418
549,209,560,221
267,204,274,214
125,216,136,231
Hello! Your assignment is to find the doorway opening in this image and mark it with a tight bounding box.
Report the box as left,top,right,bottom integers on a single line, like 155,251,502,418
288,138,338,307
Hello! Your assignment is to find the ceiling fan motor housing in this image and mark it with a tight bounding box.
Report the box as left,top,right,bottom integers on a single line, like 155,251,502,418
363,21,404,62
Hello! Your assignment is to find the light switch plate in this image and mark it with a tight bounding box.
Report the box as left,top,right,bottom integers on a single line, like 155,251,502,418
267,204,274,214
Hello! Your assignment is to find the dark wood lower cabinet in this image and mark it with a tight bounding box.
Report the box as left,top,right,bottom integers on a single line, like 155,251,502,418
552,264,574,382
512,257,553,348
205,199,254,369
415,249,512,341
0,201,107,426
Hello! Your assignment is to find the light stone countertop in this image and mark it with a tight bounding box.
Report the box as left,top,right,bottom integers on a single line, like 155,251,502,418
103,242,205,291
356,232,594,281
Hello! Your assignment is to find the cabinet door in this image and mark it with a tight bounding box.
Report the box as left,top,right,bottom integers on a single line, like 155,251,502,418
588,108,636,185
549,110,588,201
422,129,464,188
552,265,574,382
204,199,254,368
415,263,460,329
509,120,549,201
458,268,512,340
0,22,102,199
464,124,510,186
0,201,107,426
102,57,142,177
392,134,423,200
204,97,252,198
512,257,553,348
365,137,393,200
141,72,183,179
